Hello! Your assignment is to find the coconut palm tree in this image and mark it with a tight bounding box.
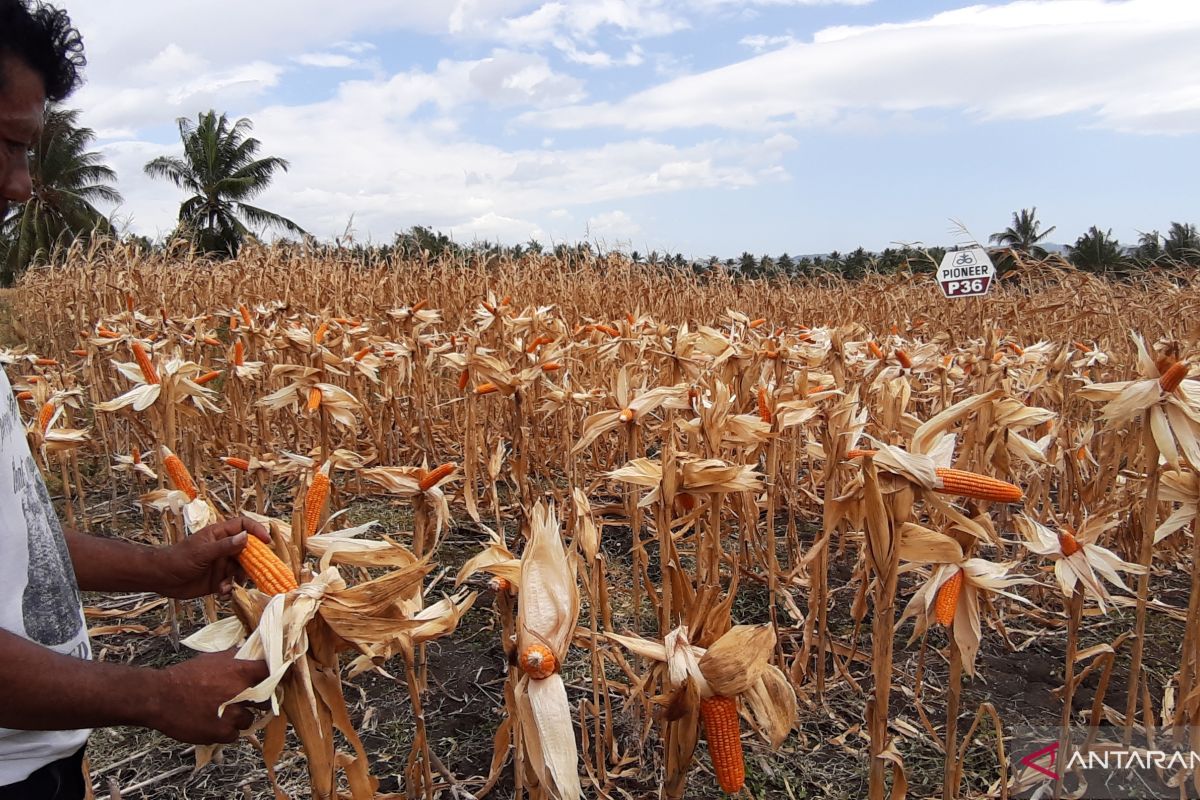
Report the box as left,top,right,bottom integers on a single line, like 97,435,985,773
1,107,121,285
144,110,304,258
989,208,1057,257
1135,230,1163,264
1068,226,1125,273
1164,222,1199,265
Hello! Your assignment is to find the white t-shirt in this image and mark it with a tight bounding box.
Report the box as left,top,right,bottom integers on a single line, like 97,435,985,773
0,367,91,786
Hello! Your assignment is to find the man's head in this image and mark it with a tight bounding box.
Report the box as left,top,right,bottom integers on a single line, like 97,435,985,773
0,0,85,218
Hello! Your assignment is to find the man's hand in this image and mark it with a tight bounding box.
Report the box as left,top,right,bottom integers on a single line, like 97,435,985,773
152,517,272,599
143,650,270,744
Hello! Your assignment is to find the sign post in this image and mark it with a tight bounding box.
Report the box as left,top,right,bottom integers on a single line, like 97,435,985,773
937,247,995,299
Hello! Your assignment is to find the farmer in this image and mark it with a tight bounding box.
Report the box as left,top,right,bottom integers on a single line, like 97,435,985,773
0,2,270,797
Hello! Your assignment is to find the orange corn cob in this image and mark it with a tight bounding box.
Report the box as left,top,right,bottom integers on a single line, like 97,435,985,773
700,695,745,794
418,463,455,492
757,385,771,424
125,293,135,314
237,536,297,595
594,324,620,338
132,450,143,466
519,643,557,680
233,340,245,366
525,335,554,353
475,382,500,395
303,462,331,537
200,336,221,347
70,349,87,357
313,322,330,345
619,408,635,423
1074,341,1090,353
161,448,198,501
935,569,963,626
15,391,33,402
482,301,496,314
35,358,58,366
935,468,1023,502
489,576,512,593
230,316,239,331
541,362,561,372
131,341,159,384
195,370,222,385
306,386,322,412
1160,361,1188,393
36,402,55,433
411,299,428,312
222,456,251,472
868,341,884,359
1007,342,1025,356
764,347,780,360
97,327,120,339
457,369,470,391
895,349,913,369
1059,529,1082,557
501,295,512,306
748,318,766,329
352,347,372,362
238,304,252,327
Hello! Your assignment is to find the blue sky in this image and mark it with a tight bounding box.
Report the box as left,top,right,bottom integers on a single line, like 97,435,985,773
62,0,1200,259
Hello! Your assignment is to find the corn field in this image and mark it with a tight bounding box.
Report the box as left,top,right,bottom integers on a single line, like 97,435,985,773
6,241,1200,800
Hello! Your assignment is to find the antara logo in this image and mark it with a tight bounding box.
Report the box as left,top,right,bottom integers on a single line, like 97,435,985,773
1019,741,1060,781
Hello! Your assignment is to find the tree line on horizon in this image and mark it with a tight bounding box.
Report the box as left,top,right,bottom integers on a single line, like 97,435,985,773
1,107,1198,285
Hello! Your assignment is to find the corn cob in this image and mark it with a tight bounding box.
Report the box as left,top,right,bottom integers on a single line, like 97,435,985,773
619,408,635,423
868,340,884,359
222,456,251,472
1059,529,1082,557
500,295,512,306
1160,361,1188,393
475,382,499,395
935,569,963,626
306,386,322,412
35,358,58,366
161,447,198,501
700,695,745,794
594,324,620,338
97,327,120,339
352,347,371,362
303,462,331,537
230,316,239,331
934,468,1023,502
201,336,221,347
895,349,913,369
519,643,557,680
195,370,222,385
525,335,554,353
482,301,496,314
238,304,252,327
131,341,159,384
757,385,771,424
418,463,455,492
70,349,87,357
488,576,512,594
237,535,297,595
748,318,766,329
541,362,561,372
411,299,428,312
36,402,55,433
15,391,33,402
313,322,330,345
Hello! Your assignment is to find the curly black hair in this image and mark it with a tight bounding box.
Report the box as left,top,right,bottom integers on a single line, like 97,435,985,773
0,0,86,102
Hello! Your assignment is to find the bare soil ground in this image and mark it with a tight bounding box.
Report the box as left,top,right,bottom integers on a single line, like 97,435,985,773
61,480,1190,800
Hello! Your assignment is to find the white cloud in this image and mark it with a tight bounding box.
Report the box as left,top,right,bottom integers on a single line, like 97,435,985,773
525,0,1200,135
739,33,795,51
293,53,362,69
587,210,641,243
